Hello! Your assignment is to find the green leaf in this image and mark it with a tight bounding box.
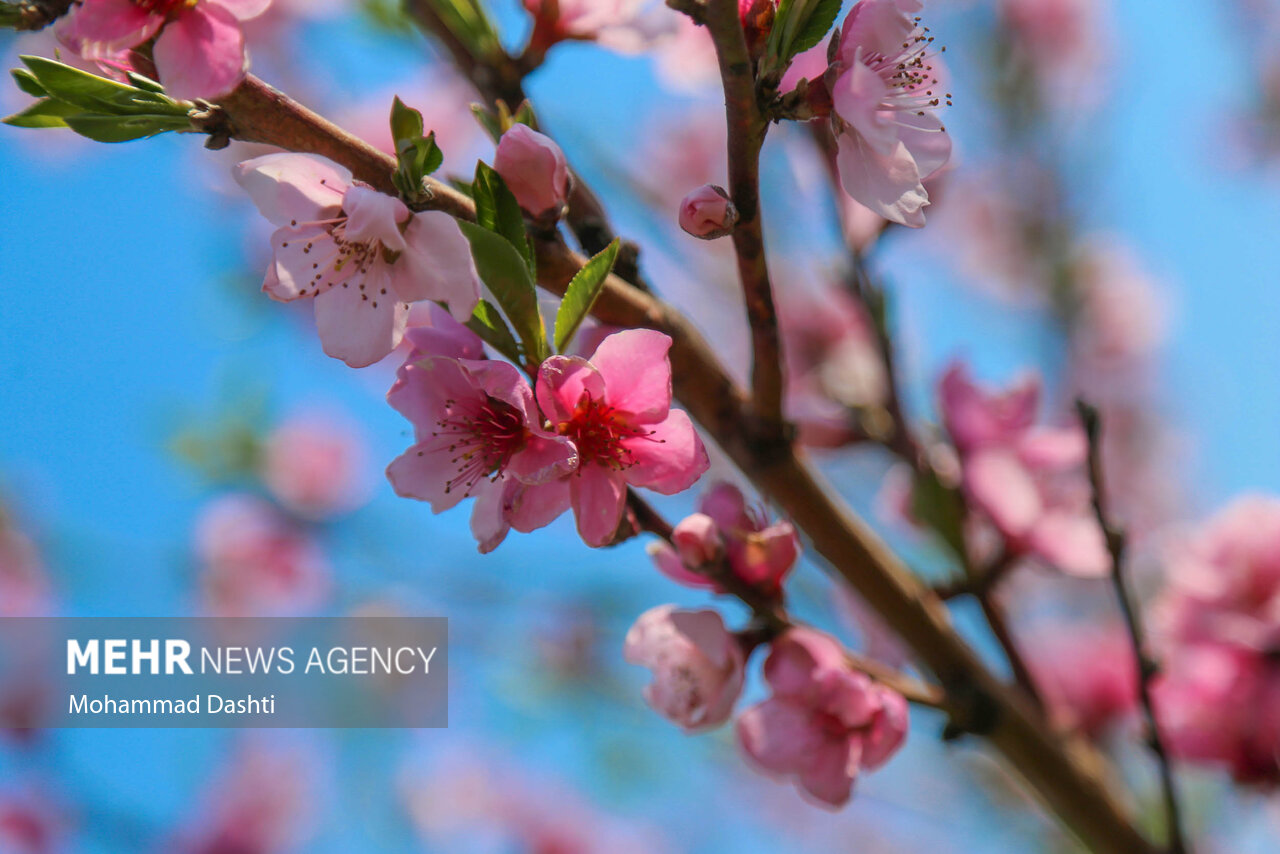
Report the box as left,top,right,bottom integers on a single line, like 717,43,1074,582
465,299,522,363
2,98,78,129
909,466,967,561
124,72,166,94
389,97,444,201
554,239,619,353
472,161,534,274
62,113,192,143
469,103,503,142
789,0,842,57
458,220,548,366
11,69,48,98
19,55,189,116
390,95,424,143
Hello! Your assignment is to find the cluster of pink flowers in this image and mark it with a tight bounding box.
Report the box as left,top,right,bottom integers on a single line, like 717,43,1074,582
387,310,709,551
939,362,1109,577
625,609,909,807
1153,497,1280,784
56,0,272,100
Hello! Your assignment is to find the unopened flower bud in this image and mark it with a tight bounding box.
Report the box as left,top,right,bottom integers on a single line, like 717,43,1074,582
493,124,570,219
678,184,738,239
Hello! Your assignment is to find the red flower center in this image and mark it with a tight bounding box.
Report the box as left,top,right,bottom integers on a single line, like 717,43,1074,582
556,395,651,470
135,0,198,16
433,395,529,497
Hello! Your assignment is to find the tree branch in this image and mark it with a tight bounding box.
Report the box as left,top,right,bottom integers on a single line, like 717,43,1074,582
704,0,785,430
202,76,1159,854
1078,400,1190,854
2,0,72,31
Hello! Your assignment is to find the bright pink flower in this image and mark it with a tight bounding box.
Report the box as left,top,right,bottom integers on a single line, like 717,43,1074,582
493,124,570,219
829,0,952,226
57,0,271,101
0,792,61,854
386,326,579,553
736,627,908,807
650,482,800,595
678,184,738,239
623,605,745,732
261,413,370,521
537,330,709,547
939,363,1108,577
1026,625,1138,738
194,493,329,616
234,153,480,368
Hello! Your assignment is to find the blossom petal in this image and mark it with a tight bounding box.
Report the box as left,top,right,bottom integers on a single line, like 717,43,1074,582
621,409,708,494
832,60,897,156
152,2,247,101
395,211,482,320
342,184,408,253
402,305,486,361
1028,512,1111,577
312,266,408,367
56,0,163,58
385,436,468,514
210,0,273,21
589,329,673,422
838,0,920,65
508,435,578,485
736,698,823,776
506,478,572,533
537,356,606,424
835,131,929,228
797,739,859,807
234,153,349,227
895,110,952,181
570,466,627,547
964,448,1043,537
470,479,512,554
860,686,909,769
387,356,480,439
267,225,346,300
648,540,717,590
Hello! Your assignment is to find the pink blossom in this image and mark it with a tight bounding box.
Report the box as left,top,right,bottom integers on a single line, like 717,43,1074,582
0,792,61,854
261,413,369,520
386,326,579,553
1070,239,1168,370
493,124,571,218
623,605,745,731
0,525,50,618
536,329,709,547
57,0,271,101
939,363,1108,577
234,153,480,368
829,0,952,226
194,493,329,616
997,0,1109,104
678,184,738,239
649,482,800,595
736,627,908,807
522,0,668,53
1026,624,1138,738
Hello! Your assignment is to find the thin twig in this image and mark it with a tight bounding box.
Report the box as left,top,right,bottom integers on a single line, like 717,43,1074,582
1077,400,1190,854
704,0,786,431
4,0,72,30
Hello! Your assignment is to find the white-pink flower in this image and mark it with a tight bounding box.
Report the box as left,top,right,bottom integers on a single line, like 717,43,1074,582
234,153,480,368
830,0,952,226
736,627,908,807
261,413,370,521
57,0,271,101
939,363,1109,577
623,605,745,732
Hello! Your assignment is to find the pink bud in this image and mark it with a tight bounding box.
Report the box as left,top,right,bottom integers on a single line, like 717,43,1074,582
623,606,745,732
678,184,738,239
493,124,570,218
672,512,724,568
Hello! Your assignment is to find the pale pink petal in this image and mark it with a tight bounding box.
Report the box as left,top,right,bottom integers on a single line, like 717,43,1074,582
266,225,346,300
895,110,952,181
737,698,824,775
839,0,920,65
56,0,163,58
734,521,800,589
860,687,909,769
537,356,607,424
1028,512,1111,577
234,153,349,226
570,466,627,547
387,357,480,438
835,131,929,228
341,184,409,253
152,3,247,101
385,436,469,513
403,305,485,361
648,540,716,589
964,448,1043,537
589,329,674,422
506,478,572,533
939,363,1040,450
507,436,578,484
699,482,754,532
671,513,724,568
621,409,708,494
1017,427,1088,471
210,0,273,21
832,60,897,156
312,266,408,367
395,210,482,320
470,479,512,554
764,628,848,700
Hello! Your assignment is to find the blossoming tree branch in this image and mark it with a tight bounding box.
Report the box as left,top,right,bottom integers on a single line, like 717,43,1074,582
6,0,1272,851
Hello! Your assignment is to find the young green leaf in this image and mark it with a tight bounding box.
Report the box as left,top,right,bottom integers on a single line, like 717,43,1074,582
458,220,548,366
11,68,48,98
390,96,424,145
3,98,77,129
789,0,842,58
554,239,620,353
62,113,192,143
472,161,534,274
465,299,523,364
21,56,186,115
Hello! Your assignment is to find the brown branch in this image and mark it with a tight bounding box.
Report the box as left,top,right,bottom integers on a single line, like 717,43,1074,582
1078,400,1190,854
627,492,947,710
704,0,785,430
201,76,1158,854
4,0,72,31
